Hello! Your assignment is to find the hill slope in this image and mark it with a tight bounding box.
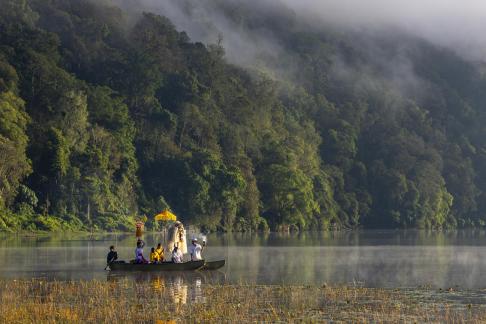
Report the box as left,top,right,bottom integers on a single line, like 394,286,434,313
1,0,486,231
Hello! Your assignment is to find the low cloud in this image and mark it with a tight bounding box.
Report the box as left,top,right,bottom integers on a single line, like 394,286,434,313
281,0,486,62
113,0,486,100
117,0,486,63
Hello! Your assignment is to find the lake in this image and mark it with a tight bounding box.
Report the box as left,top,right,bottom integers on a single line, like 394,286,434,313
1,230,486,289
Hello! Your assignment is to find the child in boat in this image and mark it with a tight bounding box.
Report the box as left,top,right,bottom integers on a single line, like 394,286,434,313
149,247,158,263
135,239,148,264
155,243,164,262
171,246,183,263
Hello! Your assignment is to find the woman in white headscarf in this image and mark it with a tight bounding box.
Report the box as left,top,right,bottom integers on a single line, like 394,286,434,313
167,221,187,255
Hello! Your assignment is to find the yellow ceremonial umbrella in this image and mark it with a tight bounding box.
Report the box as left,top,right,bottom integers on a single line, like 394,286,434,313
154,210,177,246
154,210,177,222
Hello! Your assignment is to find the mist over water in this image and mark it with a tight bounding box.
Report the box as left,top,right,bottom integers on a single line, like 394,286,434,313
1,230,486,289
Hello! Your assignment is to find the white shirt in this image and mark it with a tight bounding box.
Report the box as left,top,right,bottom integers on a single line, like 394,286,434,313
189,243,203,261
172,250,183,263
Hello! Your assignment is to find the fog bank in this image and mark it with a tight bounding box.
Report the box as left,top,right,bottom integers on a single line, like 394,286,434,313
281,0,486,62
117,0,486,64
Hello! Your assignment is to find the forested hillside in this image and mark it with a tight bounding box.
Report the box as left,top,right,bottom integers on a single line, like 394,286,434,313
1,0,486,231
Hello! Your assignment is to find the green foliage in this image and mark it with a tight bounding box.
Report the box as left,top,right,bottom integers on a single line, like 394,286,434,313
1,0,486,231
47,127,70,177
260,164,318,229
0,0,38,27
0,58,31,208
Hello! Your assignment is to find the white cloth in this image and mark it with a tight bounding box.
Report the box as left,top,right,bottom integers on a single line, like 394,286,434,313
189,243,203,261
167,223,187,254
172,250,183,263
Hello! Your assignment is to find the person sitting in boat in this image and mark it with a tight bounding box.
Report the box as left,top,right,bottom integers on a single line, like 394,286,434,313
135,239,148,264
149,247,159,264
155,243,165,262
107,245,118,264
171,246,183,263
189,238,203,261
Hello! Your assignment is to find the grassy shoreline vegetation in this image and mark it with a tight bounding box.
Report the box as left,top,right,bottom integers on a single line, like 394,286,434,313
1,279,485,323
4,0,486,233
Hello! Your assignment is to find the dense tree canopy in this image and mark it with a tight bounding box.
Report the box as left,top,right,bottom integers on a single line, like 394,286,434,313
1,0,486,231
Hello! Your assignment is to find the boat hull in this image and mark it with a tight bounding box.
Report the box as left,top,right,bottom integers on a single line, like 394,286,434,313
201,260,225,270
109,260,204,271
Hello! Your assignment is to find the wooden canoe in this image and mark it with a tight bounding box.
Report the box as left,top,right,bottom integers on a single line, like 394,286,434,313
108,260,204,271
200,260,225,270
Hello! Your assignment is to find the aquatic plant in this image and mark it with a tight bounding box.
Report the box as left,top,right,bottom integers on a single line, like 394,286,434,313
0,279,484,323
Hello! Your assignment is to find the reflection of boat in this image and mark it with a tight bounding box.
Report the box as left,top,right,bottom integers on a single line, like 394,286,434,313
201,260,225,270
108,260,204,271
107,269,227,285
107,270,226,307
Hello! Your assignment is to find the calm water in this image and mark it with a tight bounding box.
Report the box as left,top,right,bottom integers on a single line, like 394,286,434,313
1,230,486,288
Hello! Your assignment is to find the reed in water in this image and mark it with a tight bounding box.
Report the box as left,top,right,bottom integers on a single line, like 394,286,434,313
0,279,484,323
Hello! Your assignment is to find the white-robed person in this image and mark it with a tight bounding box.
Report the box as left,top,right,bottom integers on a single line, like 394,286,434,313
167,221,188,255
189,237,203,261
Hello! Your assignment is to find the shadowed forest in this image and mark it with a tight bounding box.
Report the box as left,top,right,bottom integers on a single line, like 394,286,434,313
2,0,486,231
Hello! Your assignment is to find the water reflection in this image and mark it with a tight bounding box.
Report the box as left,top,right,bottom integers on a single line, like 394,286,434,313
107,271,225,305
2,230,486,288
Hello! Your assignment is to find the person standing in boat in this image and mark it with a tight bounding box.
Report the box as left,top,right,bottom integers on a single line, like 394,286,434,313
135,239,148,263
167,221,188,255
189,238,203,261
